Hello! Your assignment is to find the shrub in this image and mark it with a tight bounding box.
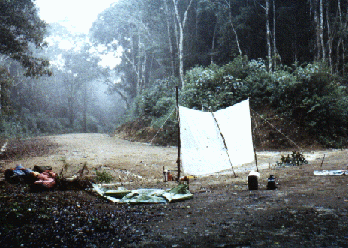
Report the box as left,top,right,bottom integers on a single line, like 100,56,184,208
181,58,348,148
129,77,178,121
95,170,113,183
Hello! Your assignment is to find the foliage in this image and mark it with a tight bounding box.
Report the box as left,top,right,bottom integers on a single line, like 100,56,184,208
0,66,13,116
91,0,169,103
0,26,118,138
181,56,250,111
2,0,348,150
121,55,348,148
116,77,179,145
128,77,178,123
95,170,113,183
180,57,348,148
0,137,57,160
0,0,50,76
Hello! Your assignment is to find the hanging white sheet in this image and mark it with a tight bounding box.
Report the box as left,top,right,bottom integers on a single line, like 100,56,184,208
179,99,254,176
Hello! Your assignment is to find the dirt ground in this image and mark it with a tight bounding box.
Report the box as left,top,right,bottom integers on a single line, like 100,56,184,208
2,133,179,182
1,133,348,247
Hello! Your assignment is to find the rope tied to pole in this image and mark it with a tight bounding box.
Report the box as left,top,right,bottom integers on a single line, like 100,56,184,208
251,108,302,151
149,108,176,144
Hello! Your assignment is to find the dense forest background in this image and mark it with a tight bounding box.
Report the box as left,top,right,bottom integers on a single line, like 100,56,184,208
1,0,348,149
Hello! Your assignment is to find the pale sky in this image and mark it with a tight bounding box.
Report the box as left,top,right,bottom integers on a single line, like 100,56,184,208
35,0,121,68
36,0,119,34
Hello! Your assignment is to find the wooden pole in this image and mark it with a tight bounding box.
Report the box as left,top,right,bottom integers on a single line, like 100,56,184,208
320,154,326,167
254,148,259,172
176,86,181,181
211,111,237,178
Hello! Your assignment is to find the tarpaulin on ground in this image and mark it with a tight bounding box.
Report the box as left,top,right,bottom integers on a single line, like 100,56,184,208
314,170,347,175
179,99,254,176
92,184,193,204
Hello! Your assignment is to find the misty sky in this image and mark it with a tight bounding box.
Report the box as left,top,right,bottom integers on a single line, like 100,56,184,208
36,0,119,33
36,0,121,68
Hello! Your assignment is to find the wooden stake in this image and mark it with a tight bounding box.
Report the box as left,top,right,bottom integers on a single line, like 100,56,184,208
320,154,326,167
176,86,181,181
254,148,259,172
211,111,237,178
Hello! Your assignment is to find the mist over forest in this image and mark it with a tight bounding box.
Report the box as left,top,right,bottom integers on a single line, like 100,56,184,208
1,0,348,148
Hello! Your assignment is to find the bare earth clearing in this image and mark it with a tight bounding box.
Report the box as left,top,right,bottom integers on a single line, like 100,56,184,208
1,133,348,247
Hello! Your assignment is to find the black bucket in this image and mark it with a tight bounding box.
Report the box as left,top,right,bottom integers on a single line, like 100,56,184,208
267,175,276,190
248,175,258,190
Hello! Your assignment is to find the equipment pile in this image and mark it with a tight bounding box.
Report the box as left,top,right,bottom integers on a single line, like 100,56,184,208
277,151,308,166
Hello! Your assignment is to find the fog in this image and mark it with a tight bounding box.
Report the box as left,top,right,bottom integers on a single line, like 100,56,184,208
19,1,127,134
0,1,132,136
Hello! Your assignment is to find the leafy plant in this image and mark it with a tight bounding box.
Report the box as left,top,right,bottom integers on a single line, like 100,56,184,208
180,58,348,148
95,170,113,183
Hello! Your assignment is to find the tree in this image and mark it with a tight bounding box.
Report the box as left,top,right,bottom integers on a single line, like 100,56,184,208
219,0,242,56
163,0,177,76
265,0,272,71
91,0,170,104
0,67,11,115
59,47,103,131
0,0,50,76
172,0,194,88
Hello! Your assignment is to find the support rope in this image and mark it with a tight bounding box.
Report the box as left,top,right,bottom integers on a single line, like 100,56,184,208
149,108,176,144
251,109,302,151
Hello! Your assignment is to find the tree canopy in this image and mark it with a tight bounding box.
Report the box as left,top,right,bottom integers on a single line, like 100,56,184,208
90,0,348,148
0,0,49,76
2,0,348,148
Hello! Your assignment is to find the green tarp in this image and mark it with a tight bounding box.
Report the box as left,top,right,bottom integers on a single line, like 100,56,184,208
92,184,193,204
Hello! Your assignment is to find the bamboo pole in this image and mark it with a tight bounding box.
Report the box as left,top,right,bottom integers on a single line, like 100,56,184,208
211,111,237,178
320,154,326,167
176,86,181,181
254,148,259,172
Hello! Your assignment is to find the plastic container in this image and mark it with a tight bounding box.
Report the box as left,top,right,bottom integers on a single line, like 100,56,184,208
248,171,260,190
267,175,276,190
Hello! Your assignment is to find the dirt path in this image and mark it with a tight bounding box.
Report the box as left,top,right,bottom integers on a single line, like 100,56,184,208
2,133,348,247
4,133,347,184
4,133,179,182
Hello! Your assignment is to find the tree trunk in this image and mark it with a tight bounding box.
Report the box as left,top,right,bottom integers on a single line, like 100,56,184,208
211,22,217,64
82,82,87,133
313,0,321,60
172,0,193,88
226,0,242,56
68,79,75,128
0,81,4,115
178,24,185,87
0,59,11,116
229,17,242,56
336,0,342,74
272,0,279,67
163,0,176,76
326,6,332,73
141,50,146,92
266,0,272,72
137,35,142,96
68,96,74,127
319,0,325,60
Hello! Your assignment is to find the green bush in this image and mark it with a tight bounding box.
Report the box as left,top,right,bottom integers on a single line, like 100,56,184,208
180,58,348,148
95,170,113,183
119,57,348,148
129,77,178,121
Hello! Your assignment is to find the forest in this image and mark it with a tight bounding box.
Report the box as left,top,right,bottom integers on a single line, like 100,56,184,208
1,0,348,148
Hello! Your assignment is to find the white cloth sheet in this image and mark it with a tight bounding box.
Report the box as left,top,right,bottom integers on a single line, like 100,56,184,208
179,99,254,176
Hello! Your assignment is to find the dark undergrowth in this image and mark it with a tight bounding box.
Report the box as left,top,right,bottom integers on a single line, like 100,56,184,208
115,116,326,151
0,137,59,161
